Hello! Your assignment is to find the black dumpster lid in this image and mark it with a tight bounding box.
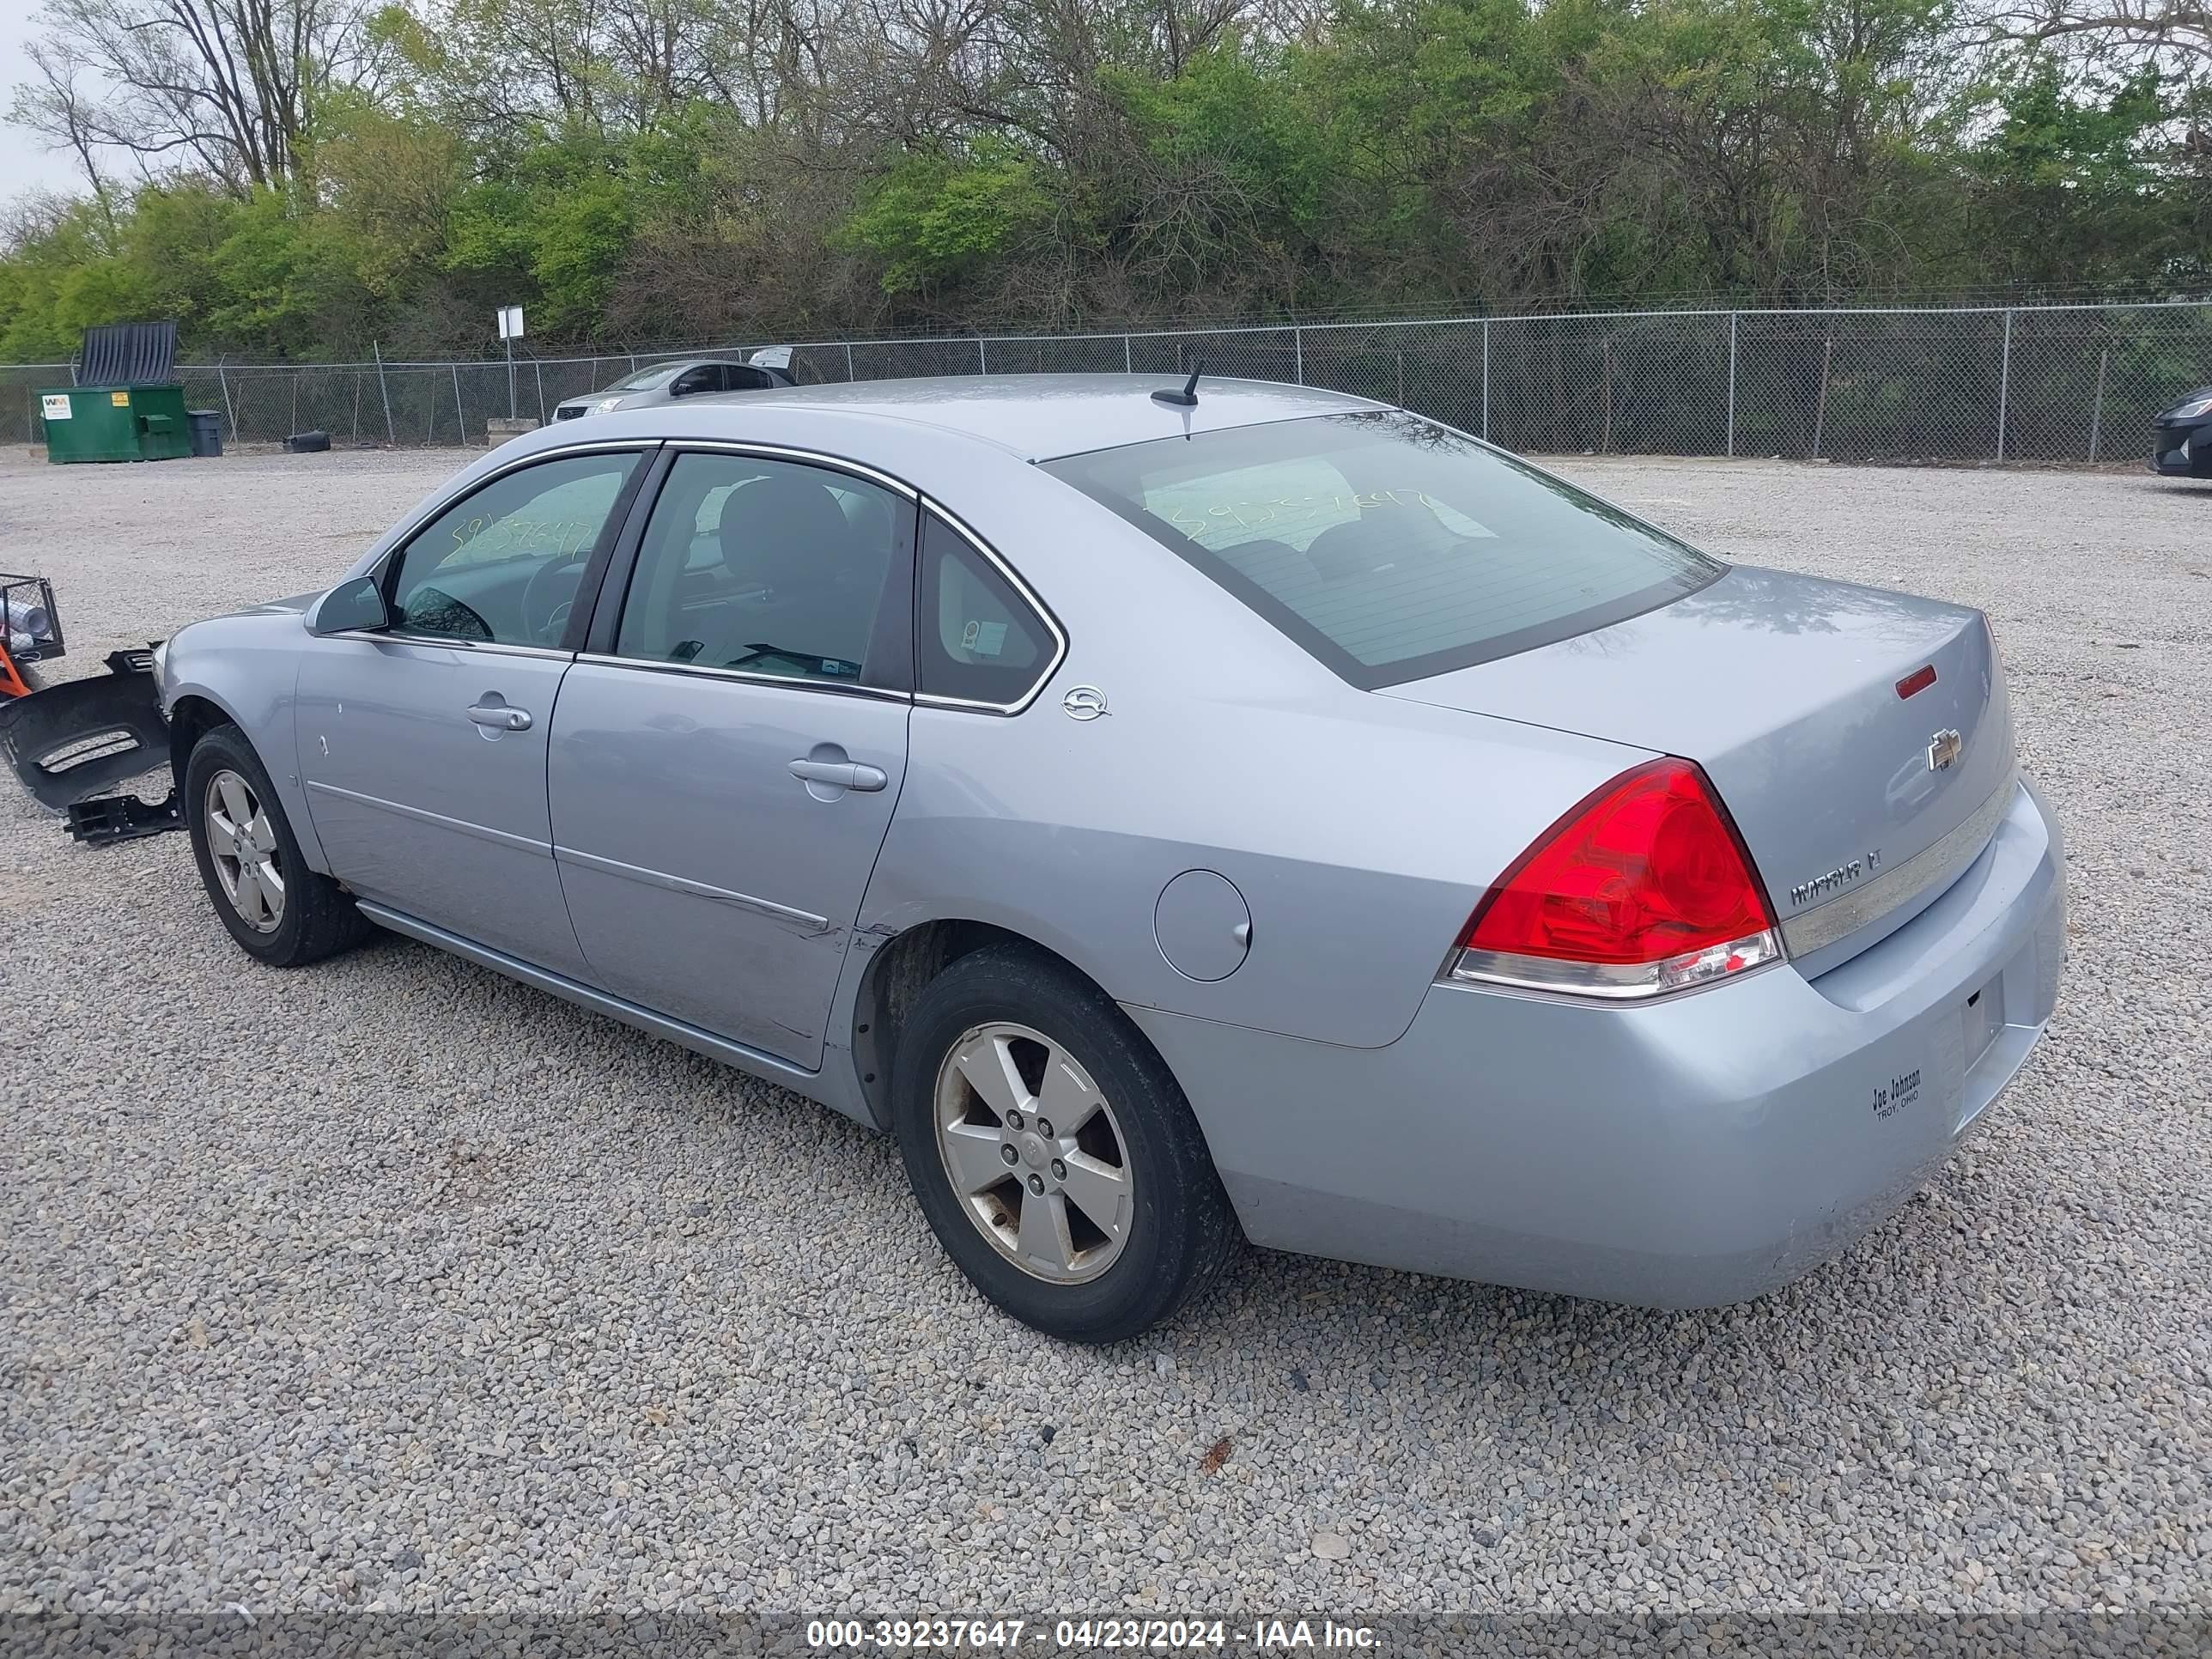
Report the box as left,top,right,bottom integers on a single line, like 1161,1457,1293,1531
77,321,177,386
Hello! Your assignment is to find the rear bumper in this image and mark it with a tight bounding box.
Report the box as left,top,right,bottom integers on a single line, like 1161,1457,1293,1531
1129,777,2065,1308
2150,419,2212,476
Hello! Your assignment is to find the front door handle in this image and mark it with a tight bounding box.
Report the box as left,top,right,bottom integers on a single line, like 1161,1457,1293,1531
787,757,887,792
467,703,532,732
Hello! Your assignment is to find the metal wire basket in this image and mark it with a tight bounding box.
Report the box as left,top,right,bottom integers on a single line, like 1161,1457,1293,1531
0,573,64,663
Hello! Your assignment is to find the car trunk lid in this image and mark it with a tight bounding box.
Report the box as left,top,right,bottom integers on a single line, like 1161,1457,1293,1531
1379,564,2014,972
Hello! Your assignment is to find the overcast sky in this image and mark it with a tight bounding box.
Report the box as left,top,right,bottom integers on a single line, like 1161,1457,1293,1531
1,4,94,202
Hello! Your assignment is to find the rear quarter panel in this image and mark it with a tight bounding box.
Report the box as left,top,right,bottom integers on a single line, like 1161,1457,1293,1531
840,425,1656,1049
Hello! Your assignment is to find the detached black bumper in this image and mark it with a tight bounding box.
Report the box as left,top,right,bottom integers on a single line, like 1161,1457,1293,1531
2151,418,2212,476
0,650,182,842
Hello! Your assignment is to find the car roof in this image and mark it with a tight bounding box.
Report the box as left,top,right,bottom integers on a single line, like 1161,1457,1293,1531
677,373,1384,462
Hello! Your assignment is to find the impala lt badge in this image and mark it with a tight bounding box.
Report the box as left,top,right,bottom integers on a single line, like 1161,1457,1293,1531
1790,854,1879,908
1928,728,1964,772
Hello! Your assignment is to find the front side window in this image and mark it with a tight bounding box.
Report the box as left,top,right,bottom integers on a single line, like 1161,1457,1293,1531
614,452,914,686
1043,411,1722,687
388,451,641,646
605,364,680,393
671,364,725,397
916,511,1057,708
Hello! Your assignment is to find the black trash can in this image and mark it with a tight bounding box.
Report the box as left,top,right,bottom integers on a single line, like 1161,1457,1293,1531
186,410,223,458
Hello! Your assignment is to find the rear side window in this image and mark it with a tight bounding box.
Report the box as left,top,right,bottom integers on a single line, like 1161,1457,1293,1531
612,452,912,686
1042,411,1722,687
917,511,1058,708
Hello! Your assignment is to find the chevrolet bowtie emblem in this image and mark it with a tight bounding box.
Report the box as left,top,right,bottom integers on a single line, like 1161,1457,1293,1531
1927,729,1963,772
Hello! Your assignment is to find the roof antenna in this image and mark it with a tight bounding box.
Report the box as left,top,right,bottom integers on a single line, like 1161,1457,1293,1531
1152,358,1205,408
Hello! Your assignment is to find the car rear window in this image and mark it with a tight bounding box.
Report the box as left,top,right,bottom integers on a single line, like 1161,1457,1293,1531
1042,411,1723,687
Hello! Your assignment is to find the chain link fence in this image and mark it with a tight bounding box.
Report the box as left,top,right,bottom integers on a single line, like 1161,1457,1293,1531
6,301,2208,463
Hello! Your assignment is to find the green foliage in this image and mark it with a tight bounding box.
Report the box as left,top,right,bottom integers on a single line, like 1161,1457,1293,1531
2,0,2207,361
1966,61,2208,290
843,139,1054,295
1110,47,1336,232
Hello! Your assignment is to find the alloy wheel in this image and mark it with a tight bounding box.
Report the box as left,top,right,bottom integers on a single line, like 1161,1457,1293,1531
204,769,286,934
933,1021,1133,1284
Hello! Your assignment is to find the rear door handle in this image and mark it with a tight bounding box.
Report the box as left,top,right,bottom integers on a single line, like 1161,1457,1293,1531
467,703,532,731
787,757,887,792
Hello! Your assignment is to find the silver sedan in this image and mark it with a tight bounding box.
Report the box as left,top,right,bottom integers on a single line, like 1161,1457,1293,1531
137,374,2063,1341
550,350,796,422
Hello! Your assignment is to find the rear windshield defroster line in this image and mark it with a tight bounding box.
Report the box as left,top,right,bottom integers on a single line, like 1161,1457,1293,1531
1042,411,1724,689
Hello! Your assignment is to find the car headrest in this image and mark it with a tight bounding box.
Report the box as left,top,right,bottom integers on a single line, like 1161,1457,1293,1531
1304,511,1461,583
1303,518,1390,582
1216,536,1311,581
718,474,854,590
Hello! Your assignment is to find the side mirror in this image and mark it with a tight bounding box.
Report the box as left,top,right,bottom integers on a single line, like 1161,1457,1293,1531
309,574,388,635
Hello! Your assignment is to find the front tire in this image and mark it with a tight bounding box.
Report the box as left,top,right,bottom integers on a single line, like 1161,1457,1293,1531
184,724,371,967
891,945,1238,1342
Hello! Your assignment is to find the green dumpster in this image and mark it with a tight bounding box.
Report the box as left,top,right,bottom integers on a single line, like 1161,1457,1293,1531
40,320,192,465
40,384,192,464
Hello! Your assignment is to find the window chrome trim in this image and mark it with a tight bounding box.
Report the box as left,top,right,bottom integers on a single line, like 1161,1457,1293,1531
330,631,577,661
662,438,921,501
573,651,913,702
370,437,654,568
914,497,1069,716
1779,773,2017,957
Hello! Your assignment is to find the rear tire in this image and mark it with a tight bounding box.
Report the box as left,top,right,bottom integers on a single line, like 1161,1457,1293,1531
891,945,1238,1342
184,724,371,967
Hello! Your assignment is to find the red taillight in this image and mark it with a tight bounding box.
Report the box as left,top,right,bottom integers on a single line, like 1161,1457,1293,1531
1451,758,1783,998
1895,664,1937,700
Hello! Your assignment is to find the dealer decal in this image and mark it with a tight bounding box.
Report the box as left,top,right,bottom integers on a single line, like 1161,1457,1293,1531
1872,1067,1921,1120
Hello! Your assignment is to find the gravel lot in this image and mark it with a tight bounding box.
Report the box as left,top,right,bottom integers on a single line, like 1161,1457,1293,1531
2,447,2208,1626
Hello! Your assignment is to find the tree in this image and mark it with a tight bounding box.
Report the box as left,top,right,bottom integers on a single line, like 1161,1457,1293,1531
3,0,2208,359
1985,0,2212,64
7,0,385,193
1966,58,2210,287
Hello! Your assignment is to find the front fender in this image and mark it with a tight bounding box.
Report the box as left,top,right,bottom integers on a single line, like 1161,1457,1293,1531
162,609,329,872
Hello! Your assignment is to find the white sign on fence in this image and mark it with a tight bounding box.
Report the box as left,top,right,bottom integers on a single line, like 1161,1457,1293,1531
497,306,526,340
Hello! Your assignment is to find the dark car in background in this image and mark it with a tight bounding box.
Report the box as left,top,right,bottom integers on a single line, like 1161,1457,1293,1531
552,349,797,422
2150,385,2212,477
